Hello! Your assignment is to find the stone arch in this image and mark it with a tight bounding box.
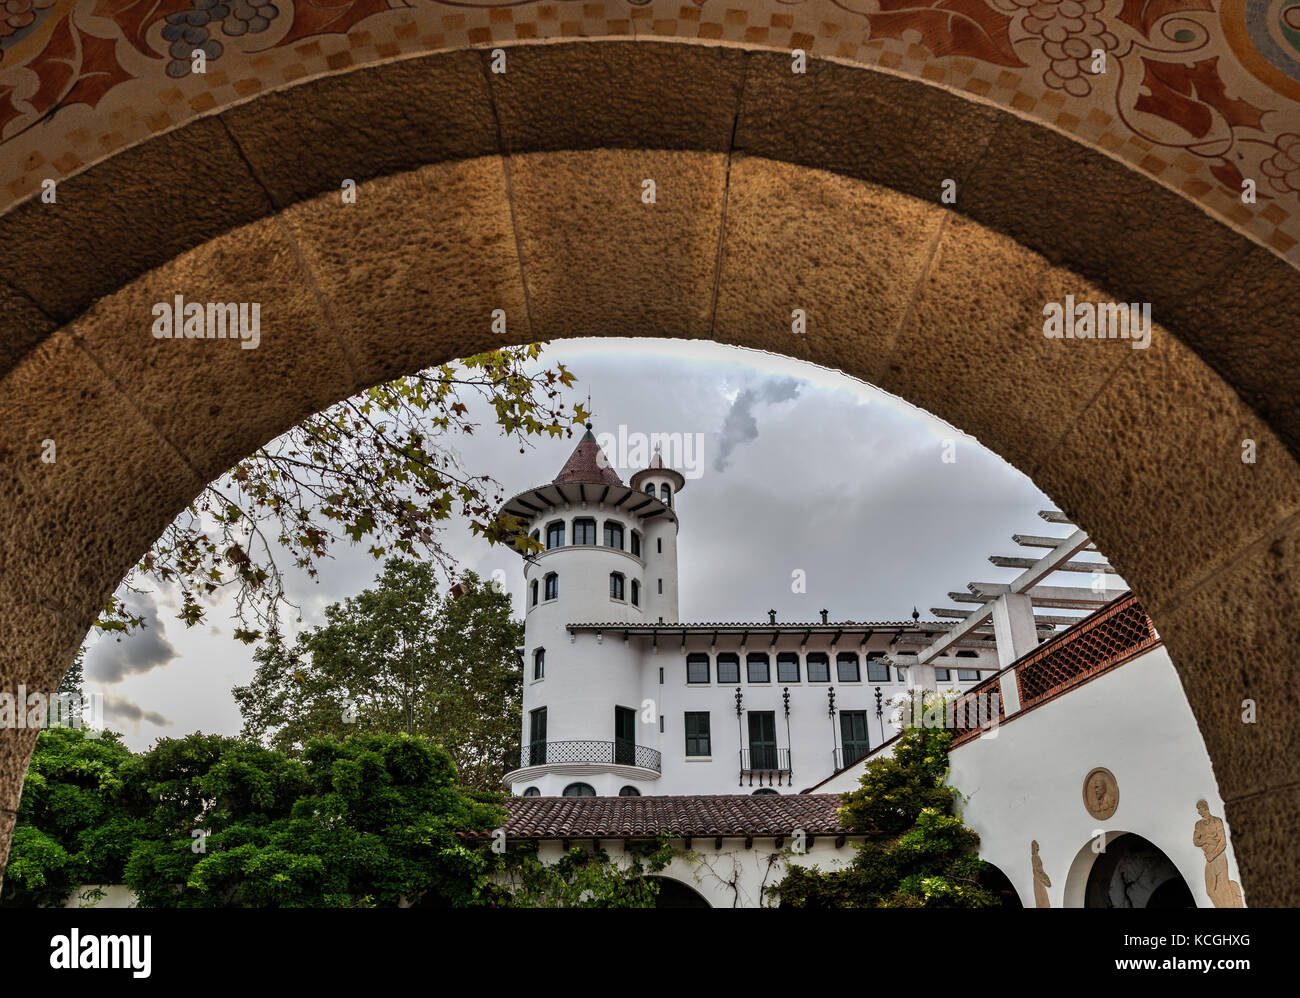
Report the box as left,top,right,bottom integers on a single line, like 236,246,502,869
1,39,1298,905
648,875,711,909
1066,832,1197,909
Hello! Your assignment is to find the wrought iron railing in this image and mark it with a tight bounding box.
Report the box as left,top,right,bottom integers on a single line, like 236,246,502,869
739,747,792,786
505,739,662,773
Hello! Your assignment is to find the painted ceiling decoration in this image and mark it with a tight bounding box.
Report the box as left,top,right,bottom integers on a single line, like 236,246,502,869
1,1,1298,261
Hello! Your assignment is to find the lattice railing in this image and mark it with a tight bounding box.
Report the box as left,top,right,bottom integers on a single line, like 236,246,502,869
506,740,662,773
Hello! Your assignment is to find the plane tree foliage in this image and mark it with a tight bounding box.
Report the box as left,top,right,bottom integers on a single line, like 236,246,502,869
100,347,585,642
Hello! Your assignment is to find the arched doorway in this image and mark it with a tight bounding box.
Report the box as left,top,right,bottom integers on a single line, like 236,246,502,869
979,863,1024,909
650,877,710,909
1084,834,1195,909
1,36,1298,904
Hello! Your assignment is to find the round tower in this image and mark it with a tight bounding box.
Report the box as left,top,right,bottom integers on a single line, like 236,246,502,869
498,426,683,796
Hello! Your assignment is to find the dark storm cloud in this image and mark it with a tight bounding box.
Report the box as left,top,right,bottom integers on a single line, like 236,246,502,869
102,695,173,729
85,590,179,684
713,377,804,472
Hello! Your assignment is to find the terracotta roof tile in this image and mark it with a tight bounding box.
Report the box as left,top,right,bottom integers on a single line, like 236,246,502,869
482,794,857,839
553,428,624,487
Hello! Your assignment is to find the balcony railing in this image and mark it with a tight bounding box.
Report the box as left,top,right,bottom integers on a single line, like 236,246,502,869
505,739,662,774
739,747,792,786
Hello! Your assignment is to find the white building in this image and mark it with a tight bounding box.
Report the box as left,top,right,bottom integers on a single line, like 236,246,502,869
500,427,1004,798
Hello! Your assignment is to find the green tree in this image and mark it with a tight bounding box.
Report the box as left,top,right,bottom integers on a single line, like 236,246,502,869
233,561,522,791
0,727,143,908
773,714,999,909
491,839,674,908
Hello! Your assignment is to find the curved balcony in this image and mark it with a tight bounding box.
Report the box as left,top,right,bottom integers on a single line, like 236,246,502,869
504,740,662,777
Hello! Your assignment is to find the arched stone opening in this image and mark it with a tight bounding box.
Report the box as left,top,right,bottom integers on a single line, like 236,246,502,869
1,40,1298,905
978,862,1024,909
1083,833,1196,910
649,876,711,909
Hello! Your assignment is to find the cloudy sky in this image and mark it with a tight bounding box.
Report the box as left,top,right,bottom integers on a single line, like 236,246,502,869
83,338,1115,750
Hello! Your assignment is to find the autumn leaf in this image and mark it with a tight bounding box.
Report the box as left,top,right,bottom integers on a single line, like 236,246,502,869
1136,57,1268,140
864,0,1025,68
1118,0,1215,38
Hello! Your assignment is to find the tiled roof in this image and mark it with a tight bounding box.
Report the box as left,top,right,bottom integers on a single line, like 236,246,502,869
481,794,859,839
553,428,624,487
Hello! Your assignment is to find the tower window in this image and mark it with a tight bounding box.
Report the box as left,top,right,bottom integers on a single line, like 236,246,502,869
618,785,641,797
573,517,596,545
528,707,547,765
544,572,558,600
866,655,890,683
747,653,771,683
657,578,663,595
777,652,800,683
610,572,625,600
806,653,830,683
545,520,565,549
837,652,861,683
657,537,662,554
687,653,710,684
523,787,540,797
685,712,711,756
530,580,538,607
631,579,640,606
533,648,545,681
716,653,740,684
631,531,641,556
660,483,671,505
562,783,596,797
603,521,624,550
530,528,540,545
644,483,655,495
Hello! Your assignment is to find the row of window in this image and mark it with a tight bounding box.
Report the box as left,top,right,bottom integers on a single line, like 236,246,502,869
530,571,663,609
683,651,983,685
522,784,641,797
535,518,662,557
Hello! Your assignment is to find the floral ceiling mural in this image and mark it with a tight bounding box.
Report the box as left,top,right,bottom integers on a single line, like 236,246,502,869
1,1,1299,257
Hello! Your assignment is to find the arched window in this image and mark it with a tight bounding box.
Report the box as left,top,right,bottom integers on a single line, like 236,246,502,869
545,520,565,549
609,572,625,600
530,579,538,607
530,528,540,544
631,579,640,606
660,483,671,505
618,786,641,797
644,483,655,495
752,788,779,795
544,573,559,600
630,531,642,556
563,782,596,797
806,653,830,683
837,652,861,682
533,648,545,680
522,786,541,797
746,652,771,683
603,520,624,550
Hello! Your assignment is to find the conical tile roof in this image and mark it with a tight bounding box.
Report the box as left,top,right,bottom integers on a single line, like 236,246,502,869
554,427,624,487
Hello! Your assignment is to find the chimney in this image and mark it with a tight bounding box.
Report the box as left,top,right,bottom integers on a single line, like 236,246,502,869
768,609,776,624
819,608,829,624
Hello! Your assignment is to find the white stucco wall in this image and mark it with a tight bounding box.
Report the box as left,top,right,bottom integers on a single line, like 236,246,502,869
811,646,1242,908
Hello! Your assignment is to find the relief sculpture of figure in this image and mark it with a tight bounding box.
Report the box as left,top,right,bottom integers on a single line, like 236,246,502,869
1031,840,1051,908
1193,800,1243,908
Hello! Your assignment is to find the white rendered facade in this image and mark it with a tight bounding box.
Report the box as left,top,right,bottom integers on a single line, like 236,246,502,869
502,429,1000,798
